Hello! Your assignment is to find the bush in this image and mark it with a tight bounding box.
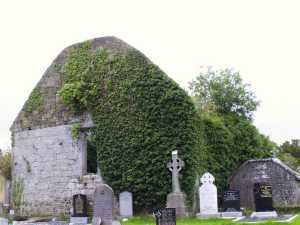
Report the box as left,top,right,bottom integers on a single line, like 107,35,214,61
201,115,274,194
58,42,203,211
0,151,11,180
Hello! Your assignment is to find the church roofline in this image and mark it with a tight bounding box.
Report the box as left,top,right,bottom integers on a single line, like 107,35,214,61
228,157,300,182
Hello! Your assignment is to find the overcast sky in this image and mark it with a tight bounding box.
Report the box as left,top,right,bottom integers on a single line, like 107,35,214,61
0,0,299,150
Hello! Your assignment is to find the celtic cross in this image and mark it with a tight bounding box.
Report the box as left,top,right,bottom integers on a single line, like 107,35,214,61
167,150,185,193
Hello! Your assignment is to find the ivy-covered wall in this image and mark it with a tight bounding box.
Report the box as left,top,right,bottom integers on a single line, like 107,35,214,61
11,37,204,213
58,39,203,211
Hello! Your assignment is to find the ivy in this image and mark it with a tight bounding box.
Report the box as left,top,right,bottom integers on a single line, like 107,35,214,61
25,88,43,113
58,42,203,211
71,123,81,140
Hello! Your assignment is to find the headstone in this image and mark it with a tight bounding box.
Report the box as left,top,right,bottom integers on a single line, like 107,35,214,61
92,217,101,225
196,172,220,218
119,191,133,218
70,194,88,225
154,208,176,225
73,194,88,217
166,150,187,217
93,184,113,225
250,183,278,218
0,218,8,225
221,190,242,218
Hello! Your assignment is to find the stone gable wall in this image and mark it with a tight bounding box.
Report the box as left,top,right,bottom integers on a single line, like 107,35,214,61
230,160,300,209
10,37,133,133
12,125,90,216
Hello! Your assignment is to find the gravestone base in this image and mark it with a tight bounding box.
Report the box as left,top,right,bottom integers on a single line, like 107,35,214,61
250,211,278,219
166,192,187,217
70,217,88,225
196,212,221,219
221,211,243,218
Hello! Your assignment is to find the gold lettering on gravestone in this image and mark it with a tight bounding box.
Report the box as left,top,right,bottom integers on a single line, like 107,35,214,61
260,186,272,198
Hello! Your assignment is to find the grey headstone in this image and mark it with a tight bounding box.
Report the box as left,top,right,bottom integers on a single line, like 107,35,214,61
93,184,113,225
166,150,187,218
119,191,133,218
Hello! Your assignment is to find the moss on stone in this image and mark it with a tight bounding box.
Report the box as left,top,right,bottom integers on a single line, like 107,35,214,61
25,88,43,113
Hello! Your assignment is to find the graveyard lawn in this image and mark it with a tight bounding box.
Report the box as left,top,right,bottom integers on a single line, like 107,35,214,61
121,216,300,225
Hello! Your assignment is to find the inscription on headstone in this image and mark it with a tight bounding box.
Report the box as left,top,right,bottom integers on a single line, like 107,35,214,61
223,190,241,212
154,208,176,225
93,184,113,225
254,183,273,212
73,194,88,217
119,191,133,218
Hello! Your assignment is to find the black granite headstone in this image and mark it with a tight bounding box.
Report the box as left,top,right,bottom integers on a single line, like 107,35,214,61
253,183,273,212
223,190,241,212
72,194,88,217
154,208,176,225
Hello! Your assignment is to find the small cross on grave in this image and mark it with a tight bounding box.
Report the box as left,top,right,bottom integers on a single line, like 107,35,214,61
167,150,184,193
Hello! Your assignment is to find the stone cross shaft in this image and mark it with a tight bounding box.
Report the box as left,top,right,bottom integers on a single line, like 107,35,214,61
167,150,185,193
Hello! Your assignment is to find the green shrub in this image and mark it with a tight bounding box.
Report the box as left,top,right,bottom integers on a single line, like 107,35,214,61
274,205,300,215
58,42,203,211
0,152,11,180
201,114,274,194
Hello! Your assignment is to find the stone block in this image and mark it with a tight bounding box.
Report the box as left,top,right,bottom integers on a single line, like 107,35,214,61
250,211,278,219
166,192,187,218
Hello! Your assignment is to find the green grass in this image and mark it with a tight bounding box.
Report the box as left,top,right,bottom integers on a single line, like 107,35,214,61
121,215,300,225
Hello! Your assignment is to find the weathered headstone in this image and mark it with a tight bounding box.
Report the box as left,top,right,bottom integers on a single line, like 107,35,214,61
70,194,88,224
221,190,242,218
119,191,133,218
197,172,220,218
93,184,113,225
166,150,187,218
154,208,176,225
250,183,278,218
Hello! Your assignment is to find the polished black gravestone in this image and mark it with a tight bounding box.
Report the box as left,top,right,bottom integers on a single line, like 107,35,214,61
223,190,240,212
254,183,273,212
154,208,176,225
73,194,88,217
70,194,88,225
221,190,242,218
250,183,278,218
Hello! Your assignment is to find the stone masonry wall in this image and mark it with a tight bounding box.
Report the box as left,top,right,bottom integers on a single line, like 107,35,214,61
12,125,89,216
230,159,300,209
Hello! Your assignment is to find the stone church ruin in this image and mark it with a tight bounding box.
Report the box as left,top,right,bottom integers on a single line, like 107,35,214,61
10,36,173,216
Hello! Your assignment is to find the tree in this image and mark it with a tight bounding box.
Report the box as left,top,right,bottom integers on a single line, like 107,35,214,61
189,67,259,120
201,114,275,194
277,139,300,170
189,67,276,195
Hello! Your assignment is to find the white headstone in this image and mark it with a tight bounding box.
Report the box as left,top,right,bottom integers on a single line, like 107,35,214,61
0,218,8,225
119,191,133,218
197,172,220,218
